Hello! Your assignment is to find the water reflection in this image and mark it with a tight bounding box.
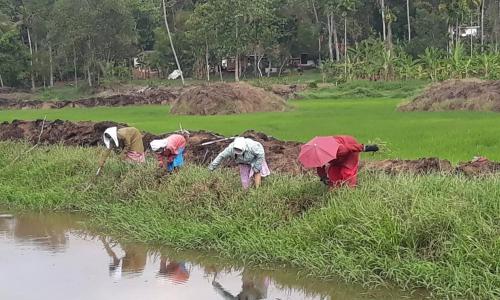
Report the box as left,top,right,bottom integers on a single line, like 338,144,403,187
0,212,73,252
0,211,425,300
101,237,148,279
213,270,269,300
158,258,191,284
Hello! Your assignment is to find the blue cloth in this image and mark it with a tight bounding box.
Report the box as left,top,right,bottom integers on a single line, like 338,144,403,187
167,147,185,172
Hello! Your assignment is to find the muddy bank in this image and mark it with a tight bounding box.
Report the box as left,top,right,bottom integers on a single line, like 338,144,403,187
362,158,454,174
170,82,289,115
0,120,303,174
399,79,500,112
0,84,302,110
0,87,181,110
1,120,498,176
455,157,500,176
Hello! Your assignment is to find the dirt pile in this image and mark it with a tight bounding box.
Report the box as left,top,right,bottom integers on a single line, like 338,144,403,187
145,130,304,174
456,157,500,176
2,120,499,176
0,120,302,174
0,120,124,146
0,87,180,110
170,82,289,115
399,80,500,112
362,158,453,175
0,84,303,111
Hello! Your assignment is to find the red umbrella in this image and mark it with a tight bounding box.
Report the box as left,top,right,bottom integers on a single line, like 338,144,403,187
299,136,341,168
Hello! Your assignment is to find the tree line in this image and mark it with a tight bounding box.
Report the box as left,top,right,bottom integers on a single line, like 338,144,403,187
1,0,499,88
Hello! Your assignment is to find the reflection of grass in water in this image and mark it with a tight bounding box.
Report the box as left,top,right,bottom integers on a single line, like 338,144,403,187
1,142,499,299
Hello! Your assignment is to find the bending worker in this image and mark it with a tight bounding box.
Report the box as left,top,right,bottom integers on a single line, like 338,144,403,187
317,136,378,188
99,126,145,167
150,131,189,175
208,137,270,189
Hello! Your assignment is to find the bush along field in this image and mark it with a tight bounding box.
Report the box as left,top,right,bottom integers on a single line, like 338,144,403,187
1,142,499,299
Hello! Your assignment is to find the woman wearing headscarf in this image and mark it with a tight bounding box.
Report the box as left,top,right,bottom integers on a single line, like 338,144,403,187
208,137,270,189
150,130,189,176
99,126,145,168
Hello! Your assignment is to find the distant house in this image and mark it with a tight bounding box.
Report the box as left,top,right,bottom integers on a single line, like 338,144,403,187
289,53,316,69
450,26,480,38
221,56,249,73
221,52,317,76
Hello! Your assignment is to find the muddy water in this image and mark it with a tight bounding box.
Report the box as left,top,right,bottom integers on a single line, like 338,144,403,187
0,212,424,300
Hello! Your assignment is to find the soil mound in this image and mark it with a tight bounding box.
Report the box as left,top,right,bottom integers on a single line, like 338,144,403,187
0,120,302,174
0,120,124,146
456,157,500,176
0,87,180,110
2,120,499,176
399,80,500,112
145,129,303,174
170,82,289,115
362,158,454,175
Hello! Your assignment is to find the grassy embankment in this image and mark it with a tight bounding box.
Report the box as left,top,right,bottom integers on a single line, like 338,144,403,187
0,142,499,298
2,80,499,162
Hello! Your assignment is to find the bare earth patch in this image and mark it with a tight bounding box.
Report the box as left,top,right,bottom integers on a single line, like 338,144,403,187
399,79,500,112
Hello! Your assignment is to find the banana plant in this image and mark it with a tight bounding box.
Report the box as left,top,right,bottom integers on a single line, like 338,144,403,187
419,47,442,81
395,53,420,80
448,42,466,78
477,52,497,78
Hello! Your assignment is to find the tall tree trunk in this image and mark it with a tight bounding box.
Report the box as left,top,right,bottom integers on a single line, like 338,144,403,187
318,36,322,65
235,54,240,81
387,19,394,52
497,0,500,52
87,65,92,87
27,27,35,90
327,13,334,61
278,55,289,77
162,0,185,85
0,74,3,87
234,19,240,82
87,39,93,87
380,0,387,41
73,46,78,88
344,16,348,77
205,39,210,81
267,59,271,77
333,16,340,61
49,43,54,87
257,55,264,77
254,51,257,77
470,13,473,57
407,0,411,42
480,0,484,47
310,0,322,65
448,24,453,53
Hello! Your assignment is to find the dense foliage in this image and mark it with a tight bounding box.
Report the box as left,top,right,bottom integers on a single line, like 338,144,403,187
1,0,500,87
